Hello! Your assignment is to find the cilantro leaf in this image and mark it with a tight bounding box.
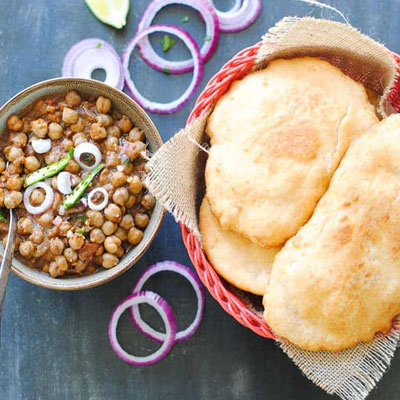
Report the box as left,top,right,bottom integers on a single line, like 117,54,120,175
0,209,7,223
161,35,176,52
162,67,171,75
181,16,190,23
96,42,102,49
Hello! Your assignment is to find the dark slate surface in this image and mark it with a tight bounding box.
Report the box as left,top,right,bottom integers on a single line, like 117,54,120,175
0,0,399,399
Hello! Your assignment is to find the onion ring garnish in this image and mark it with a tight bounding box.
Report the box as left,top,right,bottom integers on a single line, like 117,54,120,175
122,25,203,114
57,171,73,195
31,138,51,154
137,0,219,74
130,261,205,342
209,0,262,32
74,142,102,170
88,187,109,211
62,38,124,90
23,182,54,215
108,291,177,366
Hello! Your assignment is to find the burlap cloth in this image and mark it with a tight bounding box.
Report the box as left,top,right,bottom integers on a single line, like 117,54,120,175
146,17,400,399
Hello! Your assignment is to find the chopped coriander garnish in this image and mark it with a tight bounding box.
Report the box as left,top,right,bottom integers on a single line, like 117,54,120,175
78,214,86,224
161,34,176,52
0,209,7,223
181,16,190,23
204,36,211,42
123,158,130,166
76,228,85,235
96,42,102,48
162,67,171,75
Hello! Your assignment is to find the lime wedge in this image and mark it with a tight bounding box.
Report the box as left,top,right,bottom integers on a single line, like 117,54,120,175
85,0,129,29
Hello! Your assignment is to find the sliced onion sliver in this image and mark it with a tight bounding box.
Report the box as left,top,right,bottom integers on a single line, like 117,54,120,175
62,38,124,90
130,261,205,343
88,187,109,211
209,0,262,32
32,138,51,154
122,25,203,114
108,291,177,366
74,142,102,171
23,182,54,215
137,0,218,74
57,171,73,195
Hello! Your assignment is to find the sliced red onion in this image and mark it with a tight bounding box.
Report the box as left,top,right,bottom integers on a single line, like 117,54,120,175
32,138,51,154
122,25,203,113
80,197,88,207
57,171,73,195
59,205,66,216
108,291,177,366
209,0,261,32
130,261,204,343
52,216,63,227
137,0,218,74
74,142,102,170
23,182,54,215
88,187,109,211
62,38,124,90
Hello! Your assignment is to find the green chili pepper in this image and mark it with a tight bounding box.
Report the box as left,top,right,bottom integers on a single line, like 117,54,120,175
0,209,7,223
63,163,105,209
24,147,74,188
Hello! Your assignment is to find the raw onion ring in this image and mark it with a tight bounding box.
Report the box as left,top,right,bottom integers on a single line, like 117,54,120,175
23,182,54,215
57,171,72,195
130,261,205,342
62,38,124,90
108,291,176,366
74,142,102,170
88,187,109,211
209,0,261,32
137,0,219,74
122,25,203,113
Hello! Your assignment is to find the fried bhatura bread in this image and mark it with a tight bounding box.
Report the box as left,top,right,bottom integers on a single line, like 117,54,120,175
263,114,400,351
200,198,280,295
205,57,379,248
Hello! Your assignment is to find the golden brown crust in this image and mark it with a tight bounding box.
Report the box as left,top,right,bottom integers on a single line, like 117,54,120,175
264,114,400,351
205,57,379,248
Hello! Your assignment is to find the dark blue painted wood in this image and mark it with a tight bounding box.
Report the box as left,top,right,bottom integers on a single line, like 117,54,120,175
0,1,399,399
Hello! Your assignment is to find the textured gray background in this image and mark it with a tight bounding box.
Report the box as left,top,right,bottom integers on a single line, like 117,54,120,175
0,0,399,399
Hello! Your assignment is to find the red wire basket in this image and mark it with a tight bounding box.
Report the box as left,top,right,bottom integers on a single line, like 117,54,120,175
181,43,400,339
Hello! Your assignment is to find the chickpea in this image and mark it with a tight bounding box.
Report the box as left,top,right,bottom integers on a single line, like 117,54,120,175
69,233,85,250
30,118,48,138
95,244,104,256
104,204,122,222
42,264,50,273
128,127,144,142
128,176,143,194
89,123,107,141
73,132,87,146
62,139,73,151
141,193,156,210
0,158,5,173
18,217,34,235
97,113,113,127
64,159,80,174
126,141,146,161
70,117,85,133
48,122,63,140
96,96,112,114
65,90,82,107
4,190,22,208
99,169,110,185
7,115,23,131
105,136,118,152
44,149,61,165
19,241,35,258
105,152,119,168
56,255,68,272
48,226,59,239
25,156,40,172
59,221,72,237
62,107,79,124
122,162,134,175
6,175,23,191
0,188,4,207
50,238,65,255
22,118,30,134
7,163,22,174
30,227,44,244
74,260,87,273
112,187,129,206
39,212,54,227
86,210,104,228
119,115,133,132
101,221,117,236
49,261,62,278
34,241,49,258
64,247,78,263
102,253,119,269
107,125,120,138
120,214,134,230
5,146,24,162
114,227,127,241
125,195,136,208
128,227,143,245
135,213,149,229
116,246,125,258
11,133,28,147
30,188,45,206
104,235,121,254
110,171,126,187
90,228,105,244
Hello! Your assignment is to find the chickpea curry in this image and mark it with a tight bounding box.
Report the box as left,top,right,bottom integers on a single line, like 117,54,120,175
1,90,155,278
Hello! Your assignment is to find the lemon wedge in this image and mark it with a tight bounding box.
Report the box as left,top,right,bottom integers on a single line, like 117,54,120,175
85,0,129,29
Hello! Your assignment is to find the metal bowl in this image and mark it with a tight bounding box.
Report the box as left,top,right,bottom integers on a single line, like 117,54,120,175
0,78,164,290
